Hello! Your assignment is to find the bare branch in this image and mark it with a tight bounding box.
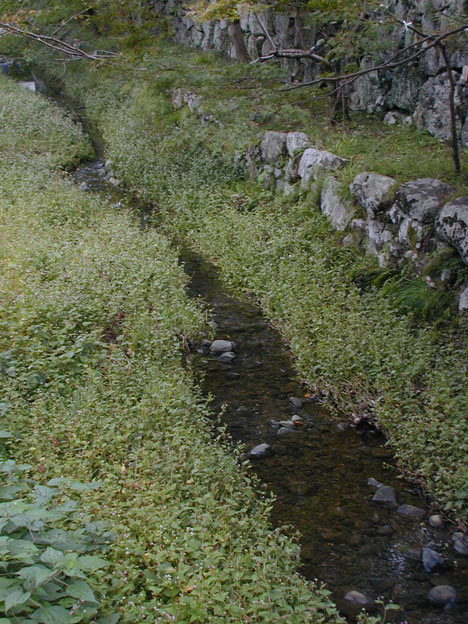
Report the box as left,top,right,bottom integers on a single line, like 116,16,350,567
254,13,277,52
0,21,116,61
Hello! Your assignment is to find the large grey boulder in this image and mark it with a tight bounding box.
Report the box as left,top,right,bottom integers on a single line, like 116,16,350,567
286,132,310,156
260,131,287,163
436,197,468,265
422,547,447,573
248,443,272,459
339,590,374,619
298,148,346,187
210,340,237,354
414,72,463,141
372,485,397,506
367,219,395,265
396,179,453,223
389,178,453,252
350,172,396,215
397,504,426,521
348,60,386,113
320,177,355,231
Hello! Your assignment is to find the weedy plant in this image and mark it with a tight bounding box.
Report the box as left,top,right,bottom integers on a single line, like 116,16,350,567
0,430,113,623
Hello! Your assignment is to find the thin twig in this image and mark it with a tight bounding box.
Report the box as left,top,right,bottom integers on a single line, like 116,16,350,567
0,21,116,61
254,13,277,52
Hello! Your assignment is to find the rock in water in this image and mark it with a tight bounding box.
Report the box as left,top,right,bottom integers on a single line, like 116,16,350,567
422,547,447,573
372,485,397,506
218,351,236,363
453,539,468,556
340,590,373,618
248,443,272,459
428,585,457,606
397,504,426,521
429,514,444,529
288,396,303,409
210,339,237,354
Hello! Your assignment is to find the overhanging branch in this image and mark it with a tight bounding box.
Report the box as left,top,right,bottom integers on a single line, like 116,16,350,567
0,21,116,61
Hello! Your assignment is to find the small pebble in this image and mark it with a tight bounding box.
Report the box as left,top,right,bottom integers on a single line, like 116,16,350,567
429,514,444,529
288,396,303,409
428,585,456,605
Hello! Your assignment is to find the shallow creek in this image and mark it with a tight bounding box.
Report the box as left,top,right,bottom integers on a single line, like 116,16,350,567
71,154,468,623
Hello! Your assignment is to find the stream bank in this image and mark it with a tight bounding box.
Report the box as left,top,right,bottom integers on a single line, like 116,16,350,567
14,57,464,624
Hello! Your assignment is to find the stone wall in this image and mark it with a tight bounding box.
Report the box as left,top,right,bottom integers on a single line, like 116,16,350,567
172,88,468,312
245,128,468,311
152,0,468,147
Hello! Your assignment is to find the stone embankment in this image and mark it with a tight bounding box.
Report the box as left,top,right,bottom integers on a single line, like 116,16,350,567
154,0,468,148
172,88,468,312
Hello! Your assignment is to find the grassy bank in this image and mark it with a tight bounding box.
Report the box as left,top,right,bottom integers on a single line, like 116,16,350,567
40,42,468,522
0,75,345,622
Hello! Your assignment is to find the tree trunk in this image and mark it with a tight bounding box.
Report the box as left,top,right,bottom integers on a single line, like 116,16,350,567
228,20,250,63
438,42,461,174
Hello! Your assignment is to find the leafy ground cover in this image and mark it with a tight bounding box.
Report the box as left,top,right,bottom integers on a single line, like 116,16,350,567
0,75,345,622
39,40,468,522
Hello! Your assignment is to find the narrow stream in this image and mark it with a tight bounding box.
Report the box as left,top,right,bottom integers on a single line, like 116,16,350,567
15,66,466,622
73,155,468,624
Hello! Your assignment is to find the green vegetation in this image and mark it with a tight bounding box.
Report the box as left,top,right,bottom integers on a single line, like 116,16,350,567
40,40,468,521
0,75,345,622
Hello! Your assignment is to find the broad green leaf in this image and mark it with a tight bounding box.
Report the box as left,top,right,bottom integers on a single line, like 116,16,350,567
0,579,14,590
33,486,57,505
66,580,98,604
31,606,72,624
96,615,120,624
16,565,55,589
77,555,108,571
0,618,12,623
38,581,62,601
54,500,77,514
7,539,39,562
0,431,11,439
0,536,11,555
0,485,24,501
5,589,31,612
40,547,64,568
0,582,21,601
46,478,66,487
34,529,83,552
